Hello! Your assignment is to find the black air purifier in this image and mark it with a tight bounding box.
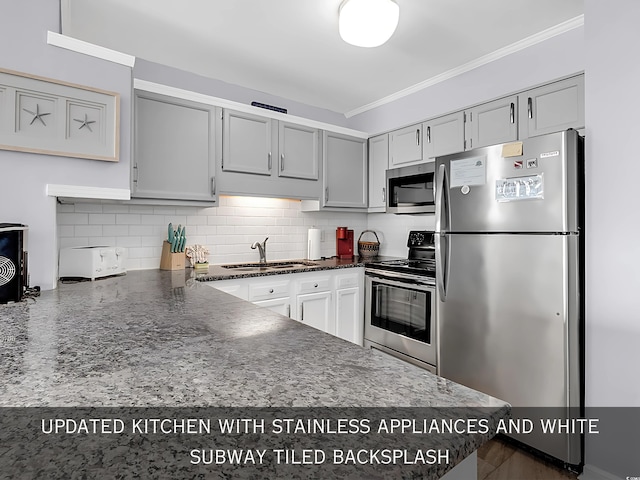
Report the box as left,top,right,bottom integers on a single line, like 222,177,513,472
0,224,28,303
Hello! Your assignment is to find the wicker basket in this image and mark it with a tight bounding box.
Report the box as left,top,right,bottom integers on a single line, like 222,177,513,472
357,230,380,259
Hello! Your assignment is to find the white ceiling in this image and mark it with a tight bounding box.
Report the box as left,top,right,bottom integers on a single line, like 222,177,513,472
62,0,583,117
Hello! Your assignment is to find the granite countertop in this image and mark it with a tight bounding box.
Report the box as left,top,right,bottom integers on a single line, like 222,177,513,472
0,269,509,479
194,255,386,282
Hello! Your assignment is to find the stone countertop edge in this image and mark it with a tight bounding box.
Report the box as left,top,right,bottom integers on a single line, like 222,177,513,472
194,256,389,282
0,269,510,479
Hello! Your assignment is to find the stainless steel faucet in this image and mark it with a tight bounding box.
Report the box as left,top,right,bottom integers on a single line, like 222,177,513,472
251,237,269,264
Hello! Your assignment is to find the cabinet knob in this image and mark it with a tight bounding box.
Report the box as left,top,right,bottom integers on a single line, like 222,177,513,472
314,283,318,288
269,288,274,294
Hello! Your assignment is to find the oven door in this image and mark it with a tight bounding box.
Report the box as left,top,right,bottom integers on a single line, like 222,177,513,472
364,270,437,371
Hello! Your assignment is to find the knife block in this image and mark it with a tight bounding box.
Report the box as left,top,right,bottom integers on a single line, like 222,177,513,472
160,241,185,270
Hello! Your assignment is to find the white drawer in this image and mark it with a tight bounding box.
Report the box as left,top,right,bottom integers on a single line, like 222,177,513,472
297,276,331,294
249,281,290,301
336,273,359,289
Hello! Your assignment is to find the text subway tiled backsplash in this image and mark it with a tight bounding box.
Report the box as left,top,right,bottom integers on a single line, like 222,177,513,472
57,196,369,270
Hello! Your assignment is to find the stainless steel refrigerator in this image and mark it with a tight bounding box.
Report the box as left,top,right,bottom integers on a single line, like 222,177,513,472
435,129,584,466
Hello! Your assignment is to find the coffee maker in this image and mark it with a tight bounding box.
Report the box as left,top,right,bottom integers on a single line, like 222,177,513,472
336,227,354,259
0,224,28,303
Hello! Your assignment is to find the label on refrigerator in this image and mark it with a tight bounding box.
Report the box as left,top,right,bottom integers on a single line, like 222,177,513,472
450,156,486,187
495,174,544,202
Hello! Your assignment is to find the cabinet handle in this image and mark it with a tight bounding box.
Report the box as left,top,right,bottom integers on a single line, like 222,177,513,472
426,126,431,144
268,152,272,170
301,303,304,321
287,304,291,318
211,176,216,196
416,129,420,146
133,164,138,183
280,153,284,171
325,187,329,202
510,103,515,124
382,187,386,203
527,97,533,119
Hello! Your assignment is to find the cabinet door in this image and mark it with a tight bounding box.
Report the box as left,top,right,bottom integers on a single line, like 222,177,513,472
465,95,517,150
278,122,319,180
222,109,272,175
133,92,217,202
296,291,333,334
389,123,422,167
254,297,291,317
519,75,585,139
323,132,367,208
423,111,464,159
335,287,362,345
368,134,389,209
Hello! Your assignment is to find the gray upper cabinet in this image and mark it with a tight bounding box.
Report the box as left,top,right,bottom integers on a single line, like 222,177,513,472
465,95,518,150
133,90,218,204
389,123,422,167
323,131,367,208
423,111,465,160
278,121,319,180
219,108,321,199
368,134,389,210
222,110,272,175
519,75,585,139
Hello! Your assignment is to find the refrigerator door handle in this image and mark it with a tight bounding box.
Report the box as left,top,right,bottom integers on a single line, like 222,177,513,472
435,233,449,300
435,164,450,233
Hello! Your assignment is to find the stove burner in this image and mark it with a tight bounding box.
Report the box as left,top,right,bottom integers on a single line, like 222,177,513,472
366,230,436,278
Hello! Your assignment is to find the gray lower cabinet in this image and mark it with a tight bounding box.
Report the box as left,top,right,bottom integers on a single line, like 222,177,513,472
389,123,422,167
518,75,585,138
323,131,367,208
368,134,389,210
219,109,321,199
133,91,218,203
464,95,518,150
423,111,465,160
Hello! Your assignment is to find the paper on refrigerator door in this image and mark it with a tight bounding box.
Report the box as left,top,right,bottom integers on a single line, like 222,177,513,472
450,156,486,187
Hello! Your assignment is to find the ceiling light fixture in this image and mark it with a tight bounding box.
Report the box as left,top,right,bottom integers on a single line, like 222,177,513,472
339,0,400,48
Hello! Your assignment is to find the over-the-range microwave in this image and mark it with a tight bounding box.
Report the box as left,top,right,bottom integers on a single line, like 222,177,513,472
386,163,435,214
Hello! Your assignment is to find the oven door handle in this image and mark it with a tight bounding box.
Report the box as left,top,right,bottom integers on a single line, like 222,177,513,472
366,272,435,292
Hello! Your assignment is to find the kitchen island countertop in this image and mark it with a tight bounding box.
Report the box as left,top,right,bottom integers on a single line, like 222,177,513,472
0,269,509,479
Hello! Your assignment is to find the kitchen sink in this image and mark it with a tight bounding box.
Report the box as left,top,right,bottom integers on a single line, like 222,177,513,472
221,261,319,271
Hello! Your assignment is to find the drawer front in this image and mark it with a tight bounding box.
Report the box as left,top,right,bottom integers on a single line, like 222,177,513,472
336,274,359,289
297,277,331,294
249,281,290,301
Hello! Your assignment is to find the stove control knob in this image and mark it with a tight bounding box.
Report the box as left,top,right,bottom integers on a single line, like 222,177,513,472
410,232,424,245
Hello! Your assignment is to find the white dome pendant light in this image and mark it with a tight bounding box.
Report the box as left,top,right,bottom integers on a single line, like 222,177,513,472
339,0,400,48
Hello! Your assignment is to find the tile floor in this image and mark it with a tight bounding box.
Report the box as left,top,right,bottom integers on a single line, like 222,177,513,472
478,436,579,480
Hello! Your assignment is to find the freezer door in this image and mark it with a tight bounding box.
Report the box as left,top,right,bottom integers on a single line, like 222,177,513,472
435,130,582,233
437,233,582,463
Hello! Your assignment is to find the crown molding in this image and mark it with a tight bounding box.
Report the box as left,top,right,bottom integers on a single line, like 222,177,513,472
47,32,136,68
345,15,584,118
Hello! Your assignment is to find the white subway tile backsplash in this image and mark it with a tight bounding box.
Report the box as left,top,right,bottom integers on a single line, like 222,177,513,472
74,225,103,237
57,195,372,272
58,213,89,225
88,213,116,225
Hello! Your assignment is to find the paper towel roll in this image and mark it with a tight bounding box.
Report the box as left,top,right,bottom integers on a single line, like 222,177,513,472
307,228,321,260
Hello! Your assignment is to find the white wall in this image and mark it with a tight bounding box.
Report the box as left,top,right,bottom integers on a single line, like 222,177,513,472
581,0,640,478
0,0,132,290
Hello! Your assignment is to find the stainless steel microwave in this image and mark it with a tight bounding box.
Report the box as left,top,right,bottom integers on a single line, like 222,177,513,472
386,163,435,214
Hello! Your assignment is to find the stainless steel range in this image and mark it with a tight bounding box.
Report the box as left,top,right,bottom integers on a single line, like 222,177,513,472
364,231,437,373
